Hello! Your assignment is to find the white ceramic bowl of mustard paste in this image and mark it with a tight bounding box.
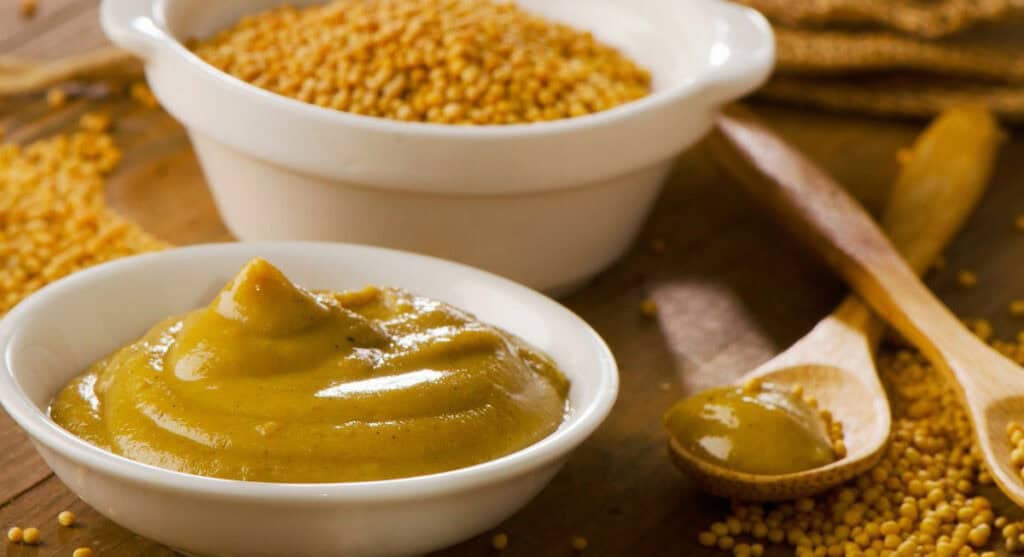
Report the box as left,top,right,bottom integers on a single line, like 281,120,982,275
100,0,774,295
0,242,618,557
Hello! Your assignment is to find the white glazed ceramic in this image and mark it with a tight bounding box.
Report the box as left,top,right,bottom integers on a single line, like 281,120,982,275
0,243,618,557
100,0,774,295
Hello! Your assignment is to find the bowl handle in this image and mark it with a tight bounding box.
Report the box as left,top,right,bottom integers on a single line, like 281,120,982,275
698,0,776,107
100,0,169,61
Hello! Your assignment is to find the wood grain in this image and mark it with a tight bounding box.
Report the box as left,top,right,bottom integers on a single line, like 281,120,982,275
4,3,1024,556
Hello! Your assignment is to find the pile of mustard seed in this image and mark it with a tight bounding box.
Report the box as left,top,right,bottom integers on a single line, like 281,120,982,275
697,322,1024,557
0,127,166,314
192,0,651,124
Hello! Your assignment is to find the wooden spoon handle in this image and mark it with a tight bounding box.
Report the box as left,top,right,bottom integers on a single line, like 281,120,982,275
708,106,986,378
825,105,1001,333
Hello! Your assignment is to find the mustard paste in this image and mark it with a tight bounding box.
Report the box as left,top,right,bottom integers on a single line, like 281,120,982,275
664,384,836,475
50,258,569,483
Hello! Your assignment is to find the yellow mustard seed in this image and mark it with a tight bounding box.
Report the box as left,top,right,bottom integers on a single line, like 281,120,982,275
21,527,40,545
192,0,650,125
73,548,94,557
57,510,75,527
640,299,658,318
0,130,167,315
571,536,588,551
46,87,67,108
697,343,1023,555
19,0,37,18
491,533,508,551
698,531,717,547
79,112,111,133
130,82,159,109
1015,214,1024,231
969,318,993,341
957,270,978,288
6,527,22,543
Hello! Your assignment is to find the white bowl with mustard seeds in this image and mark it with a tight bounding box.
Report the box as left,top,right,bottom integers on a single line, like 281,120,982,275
101,0,773,295
0,242,618,557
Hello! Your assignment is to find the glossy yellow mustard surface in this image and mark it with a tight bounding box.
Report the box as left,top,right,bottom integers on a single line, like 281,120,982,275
50,258,569,483
664,384,836,475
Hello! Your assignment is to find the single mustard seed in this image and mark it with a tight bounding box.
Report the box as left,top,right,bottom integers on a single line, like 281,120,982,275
1010,300,1024,317
21,527,40,545
491,533,508,551
79,112,111,133
58,510,76,527
570,535,588,551
640,299,658,318
1015,214,1024,231
957,270,978,288
19,0,37,18
45,87,66,108
6,527,22,543
73,547,94,557
130,82,159,109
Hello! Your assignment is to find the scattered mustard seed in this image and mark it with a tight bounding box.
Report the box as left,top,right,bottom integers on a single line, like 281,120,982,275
491,532,509,551
969,318,994,342
6,527,22,543
571,535,588,551
698,345,1021,556
79,112,111,133
192,0,650,125
640,299,658,318
73,547,94,557
1010,300,1024,317
130,82,159,109
21,527,40,545
58,510,76,527
957,269,978,288
1015,214,1024,231
46,87,67,108
19,0,37,18
0,130,167,314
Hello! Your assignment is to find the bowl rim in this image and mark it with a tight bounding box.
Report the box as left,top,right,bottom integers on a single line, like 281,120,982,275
140,0,770,139
0,242,619,502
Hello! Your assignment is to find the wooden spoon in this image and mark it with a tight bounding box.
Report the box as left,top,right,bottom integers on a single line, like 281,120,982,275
668,105,1001,500
690,105,1023,506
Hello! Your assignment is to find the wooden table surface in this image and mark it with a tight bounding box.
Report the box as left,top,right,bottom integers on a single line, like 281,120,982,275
5,3,1024,556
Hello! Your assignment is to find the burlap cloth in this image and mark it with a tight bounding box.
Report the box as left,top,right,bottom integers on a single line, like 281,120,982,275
736,0,1024,120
